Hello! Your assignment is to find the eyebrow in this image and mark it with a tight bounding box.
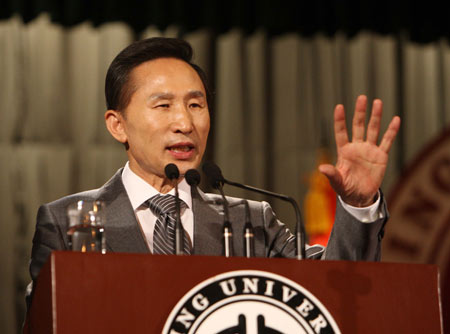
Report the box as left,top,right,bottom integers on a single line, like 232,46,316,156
186,91,205,99
148,90,205,101
149,93,175,101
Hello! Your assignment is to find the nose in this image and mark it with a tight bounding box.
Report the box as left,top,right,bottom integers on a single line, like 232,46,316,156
171,104,194,134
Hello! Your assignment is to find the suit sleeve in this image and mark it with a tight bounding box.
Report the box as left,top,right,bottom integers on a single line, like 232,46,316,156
26,204,67,309
263,191,389,261
322,191,388,261
261,200,297,258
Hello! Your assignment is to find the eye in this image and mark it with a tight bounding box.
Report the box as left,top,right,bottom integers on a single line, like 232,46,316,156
155,104,170,109
189,103,203,109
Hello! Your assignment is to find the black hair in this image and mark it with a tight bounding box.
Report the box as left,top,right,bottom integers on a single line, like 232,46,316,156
105,37,212,112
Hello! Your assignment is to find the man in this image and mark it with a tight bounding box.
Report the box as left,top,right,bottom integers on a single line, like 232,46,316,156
27,37,400,304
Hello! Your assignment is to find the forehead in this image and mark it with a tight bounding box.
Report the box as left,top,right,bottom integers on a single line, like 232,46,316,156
129,57,206,93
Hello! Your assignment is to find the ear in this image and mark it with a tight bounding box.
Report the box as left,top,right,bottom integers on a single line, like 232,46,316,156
105,110,128,144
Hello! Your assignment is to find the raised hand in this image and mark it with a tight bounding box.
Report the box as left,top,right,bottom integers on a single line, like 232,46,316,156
318,95,401,207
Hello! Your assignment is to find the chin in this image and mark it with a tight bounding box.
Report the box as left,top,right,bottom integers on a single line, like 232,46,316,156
175,161,200,176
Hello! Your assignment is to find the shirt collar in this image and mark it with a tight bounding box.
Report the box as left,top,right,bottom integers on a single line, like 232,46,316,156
121,162,193,211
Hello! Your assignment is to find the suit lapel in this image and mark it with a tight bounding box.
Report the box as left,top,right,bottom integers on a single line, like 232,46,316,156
97,169,149,253
191,187,223,256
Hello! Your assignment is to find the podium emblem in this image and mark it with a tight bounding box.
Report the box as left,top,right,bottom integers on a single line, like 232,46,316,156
163,270,341,334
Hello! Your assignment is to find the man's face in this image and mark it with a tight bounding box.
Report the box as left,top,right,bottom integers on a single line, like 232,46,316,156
114,58,210,184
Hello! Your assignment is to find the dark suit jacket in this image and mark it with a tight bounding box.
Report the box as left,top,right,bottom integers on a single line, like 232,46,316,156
28,168,388,301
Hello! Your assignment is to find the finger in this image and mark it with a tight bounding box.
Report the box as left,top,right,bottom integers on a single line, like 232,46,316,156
366,99,383,144
334,104,349,150
379,116,401,153
352,95,367,142
318,164,343,193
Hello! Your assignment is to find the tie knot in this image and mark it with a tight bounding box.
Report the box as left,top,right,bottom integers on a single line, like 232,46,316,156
146,194,186,217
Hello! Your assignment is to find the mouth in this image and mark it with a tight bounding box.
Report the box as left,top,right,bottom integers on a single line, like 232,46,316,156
166,142,195,159
168,146,193,152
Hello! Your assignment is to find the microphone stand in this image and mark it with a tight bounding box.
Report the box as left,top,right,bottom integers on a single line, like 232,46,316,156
223,179,306,260
200,164,234,257
164,164,184,255
242,200,255,258
174,182,183,255
217,186,233,257
203,162,302,258
204,199,254,258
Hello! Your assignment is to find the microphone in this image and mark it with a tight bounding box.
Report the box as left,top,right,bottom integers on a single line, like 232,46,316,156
164,163,184,255
185,169,201,187
203,161,225,189
203,161,306,260
202,163,233,257
165,163,179,180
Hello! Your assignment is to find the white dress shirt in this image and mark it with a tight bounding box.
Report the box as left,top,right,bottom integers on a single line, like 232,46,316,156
338,192,384,223
121,162,382,252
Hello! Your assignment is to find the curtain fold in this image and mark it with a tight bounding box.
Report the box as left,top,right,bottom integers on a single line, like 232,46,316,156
21,14,67,142
215,29,246,199
403,41,445,163
0,15,24,142
0,145,17,334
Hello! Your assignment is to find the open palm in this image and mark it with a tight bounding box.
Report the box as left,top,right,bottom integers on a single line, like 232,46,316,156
319,95,401,207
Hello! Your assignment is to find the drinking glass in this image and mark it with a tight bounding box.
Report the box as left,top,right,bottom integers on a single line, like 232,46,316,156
66,200,106,253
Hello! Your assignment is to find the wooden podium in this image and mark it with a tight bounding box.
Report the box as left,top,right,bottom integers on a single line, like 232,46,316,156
26,251,442,333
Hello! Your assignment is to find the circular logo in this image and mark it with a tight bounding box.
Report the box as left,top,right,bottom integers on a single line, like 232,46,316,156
163,270,341,334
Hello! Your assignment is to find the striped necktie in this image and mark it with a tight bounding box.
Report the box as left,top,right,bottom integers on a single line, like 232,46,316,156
146,194,191,255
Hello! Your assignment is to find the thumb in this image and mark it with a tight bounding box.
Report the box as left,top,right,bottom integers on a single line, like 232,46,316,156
318,164,343,191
